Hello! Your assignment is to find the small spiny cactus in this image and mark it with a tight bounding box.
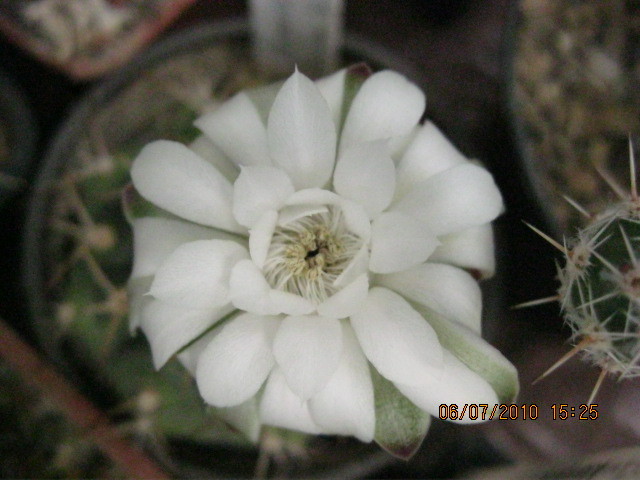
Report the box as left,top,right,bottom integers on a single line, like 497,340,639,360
527,141,640,402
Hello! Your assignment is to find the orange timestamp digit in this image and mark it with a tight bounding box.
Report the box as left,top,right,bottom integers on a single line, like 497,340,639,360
550,404,599,420
438,403,540,420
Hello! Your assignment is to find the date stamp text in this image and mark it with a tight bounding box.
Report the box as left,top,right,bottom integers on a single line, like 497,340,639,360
438,404,599,420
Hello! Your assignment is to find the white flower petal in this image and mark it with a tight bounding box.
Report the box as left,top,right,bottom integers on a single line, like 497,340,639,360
283,189,371,240
233,166,295,227
273,315,343,400
394,351,498,423
249,210,278,269
339,198,371,240
309,323,375,442
369,212,440,274
350,287,443,385
317,274,368,319
127,275,153,332
430,224,496,279
130,217,226,279
267,70,337,189
149,240,248,310
388,127,418,161
229,259,279,315
334,141,396,218
376,263,482,333
131,140,243,233
395,122,468,199
196,313,280,407
340,70,425,152
229,260,315,316
390,163,503,236
269,290,317,315
333,243,369,287
194,92,272,167
260,367,322,434
315,68,346,127
411,303,519,405
189,135,239,182
285,188,340,207
140,299,234,369
177,325,221,375
245,81,283,124
277,204,329,226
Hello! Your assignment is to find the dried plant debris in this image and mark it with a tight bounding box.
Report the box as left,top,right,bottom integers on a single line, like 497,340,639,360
514,0,640,232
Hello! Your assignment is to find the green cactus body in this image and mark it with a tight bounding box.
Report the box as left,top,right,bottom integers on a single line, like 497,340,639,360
559,200,640,379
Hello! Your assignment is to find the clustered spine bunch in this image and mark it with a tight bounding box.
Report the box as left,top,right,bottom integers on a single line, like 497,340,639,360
531,143,640,402
560,204,640,375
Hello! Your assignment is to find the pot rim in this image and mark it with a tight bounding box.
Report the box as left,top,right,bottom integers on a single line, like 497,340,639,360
500,2,564,239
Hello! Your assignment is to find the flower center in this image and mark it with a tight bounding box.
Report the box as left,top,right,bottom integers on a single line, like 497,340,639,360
263,206,363,303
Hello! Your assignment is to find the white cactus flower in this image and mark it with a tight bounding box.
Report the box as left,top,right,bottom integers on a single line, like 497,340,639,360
125,65,518,458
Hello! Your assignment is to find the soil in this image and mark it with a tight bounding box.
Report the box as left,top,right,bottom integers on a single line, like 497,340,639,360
512,0,640,235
